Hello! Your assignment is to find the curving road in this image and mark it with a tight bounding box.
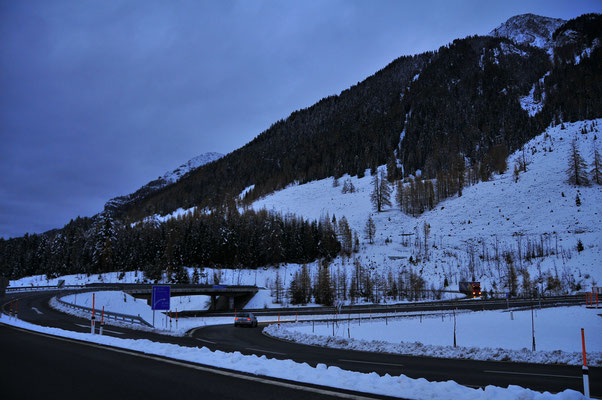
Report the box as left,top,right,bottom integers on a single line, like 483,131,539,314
1,289,600,399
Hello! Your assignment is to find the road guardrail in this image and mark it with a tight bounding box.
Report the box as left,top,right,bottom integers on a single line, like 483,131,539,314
55,294,153,328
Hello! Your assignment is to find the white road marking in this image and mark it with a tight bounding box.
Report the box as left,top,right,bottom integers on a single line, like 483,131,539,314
32,307,43,315
484,370,579,379
74,323,124,335
246,347,287,356
5,325,377,400
195,338,216,345
339,359,404,367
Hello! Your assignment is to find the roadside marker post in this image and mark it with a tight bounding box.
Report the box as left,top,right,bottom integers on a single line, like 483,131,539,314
176,308,178,330
278,312,280,329
453,308,457,348
91,293,96,334
531,302,536,352
581,328,590,398
15,300,18,318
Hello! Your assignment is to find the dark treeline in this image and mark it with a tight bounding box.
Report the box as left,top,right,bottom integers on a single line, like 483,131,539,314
0,209,341,281
398,36,549,177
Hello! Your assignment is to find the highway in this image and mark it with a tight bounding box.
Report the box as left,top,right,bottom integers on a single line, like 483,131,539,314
1,289,600,399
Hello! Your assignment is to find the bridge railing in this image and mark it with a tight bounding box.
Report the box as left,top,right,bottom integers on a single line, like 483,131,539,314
6,285,84,293
55,294,153,328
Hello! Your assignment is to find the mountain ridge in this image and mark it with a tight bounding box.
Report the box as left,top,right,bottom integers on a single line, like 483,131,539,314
104,151,223,215
489,13,566,49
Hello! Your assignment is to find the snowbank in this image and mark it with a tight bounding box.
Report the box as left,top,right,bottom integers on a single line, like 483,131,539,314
266,306,602,366
0,314,586,400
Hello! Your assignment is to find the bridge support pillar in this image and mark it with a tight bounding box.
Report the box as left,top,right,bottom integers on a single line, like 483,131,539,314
228,296,234,310
211,295,216,311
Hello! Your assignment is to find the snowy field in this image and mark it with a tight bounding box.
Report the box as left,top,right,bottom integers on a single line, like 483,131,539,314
0,314,587,400
251,119,602,297
266,305,602,366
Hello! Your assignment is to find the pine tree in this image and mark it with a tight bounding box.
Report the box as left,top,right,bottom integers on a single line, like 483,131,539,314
370,171,392,212
386,156,398,182
338,217,353,256
314,262,334,305
567,138,589,186
456,154,466,197
395,180,404,211
192,267,200,284
591,141,601,185
365,215,376,244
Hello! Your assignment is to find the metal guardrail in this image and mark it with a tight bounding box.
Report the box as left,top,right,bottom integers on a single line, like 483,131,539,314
6,285,84,293
55,294,153,328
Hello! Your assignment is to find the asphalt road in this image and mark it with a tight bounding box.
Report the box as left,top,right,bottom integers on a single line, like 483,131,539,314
1,290,600,399
0,324,390,400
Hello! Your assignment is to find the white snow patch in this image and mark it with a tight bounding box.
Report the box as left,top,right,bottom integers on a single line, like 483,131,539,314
267,306,602,366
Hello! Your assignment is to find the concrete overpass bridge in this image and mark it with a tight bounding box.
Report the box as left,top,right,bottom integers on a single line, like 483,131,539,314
85,283,259,311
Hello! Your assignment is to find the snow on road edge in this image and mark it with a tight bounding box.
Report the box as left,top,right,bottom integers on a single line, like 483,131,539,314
264,322,601,367
0,315,585,400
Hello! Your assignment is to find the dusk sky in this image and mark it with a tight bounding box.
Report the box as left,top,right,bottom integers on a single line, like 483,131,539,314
1,0,601,239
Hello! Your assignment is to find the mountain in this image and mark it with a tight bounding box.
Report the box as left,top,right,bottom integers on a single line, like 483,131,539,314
108,13,601,223
104,152,223,215
1,13,601,284
489,13,565,49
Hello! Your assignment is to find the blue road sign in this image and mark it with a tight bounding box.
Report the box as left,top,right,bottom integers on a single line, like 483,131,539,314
152,285,170,310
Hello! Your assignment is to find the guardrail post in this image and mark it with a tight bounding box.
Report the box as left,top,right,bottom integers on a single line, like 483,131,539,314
453,308,457,348
582,328,590,398
531,301,536,351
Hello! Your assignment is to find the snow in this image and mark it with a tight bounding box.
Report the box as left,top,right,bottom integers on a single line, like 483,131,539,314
266,305,602,366
161,152,223,184
0,314,586,399
133,206,199,225
239,184,256,200
250,120,602,301
489,14,565,50
520,72,549,117
575,39,600,65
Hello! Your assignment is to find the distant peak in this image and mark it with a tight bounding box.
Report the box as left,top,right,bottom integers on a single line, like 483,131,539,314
162,152,223,183
489,13,566,49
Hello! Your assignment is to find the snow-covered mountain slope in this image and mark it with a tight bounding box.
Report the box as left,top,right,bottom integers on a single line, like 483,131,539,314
251,120,602,294
489,13,566,49
161,152,223,184
105,152,223,213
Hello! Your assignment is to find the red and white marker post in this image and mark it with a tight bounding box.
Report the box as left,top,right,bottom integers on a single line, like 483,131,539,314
581,328,590,398
91,293,96,334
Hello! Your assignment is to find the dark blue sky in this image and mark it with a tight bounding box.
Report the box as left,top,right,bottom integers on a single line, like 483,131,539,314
1,0,600,239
